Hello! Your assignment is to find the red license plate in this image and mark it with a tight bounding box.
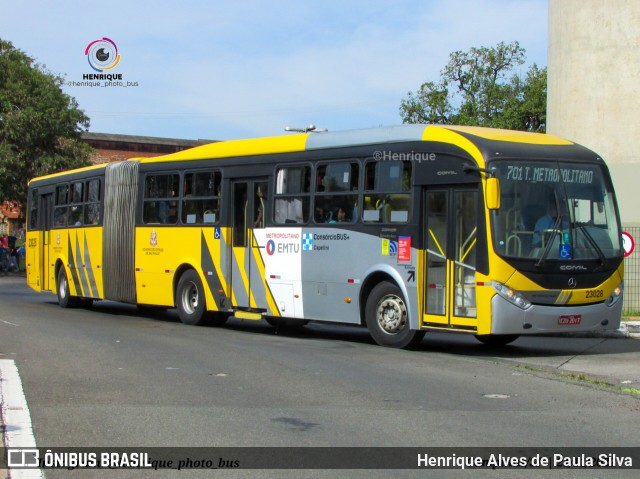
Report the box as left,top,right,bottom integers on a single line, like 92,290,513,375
559,315,582,325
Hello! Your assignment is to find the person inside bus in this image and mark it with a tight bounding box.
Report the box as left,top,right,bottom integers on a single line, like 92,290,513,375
254,188,265,228
533,201,567,247
328,207,347,223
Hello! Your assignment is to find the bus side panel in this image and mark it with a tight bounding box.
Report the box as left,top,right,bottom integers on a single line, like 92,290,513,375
202,227,231,312
67,227,104,299
135,226,181,306
49,229,69,294
134,225,231,310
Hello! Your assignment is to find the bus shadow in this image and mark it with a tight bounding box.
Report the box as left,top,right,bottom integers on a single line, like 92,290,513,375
40,299,640,358
417,330,640,359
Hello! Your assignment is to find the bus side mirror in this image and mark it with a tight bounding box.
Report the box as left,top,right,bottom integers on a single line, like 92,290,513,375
486,177,500,210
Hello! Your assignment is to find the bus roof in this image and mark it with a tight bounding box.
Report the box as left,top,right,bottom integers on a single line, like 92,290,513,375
29,125,580,183
140,124,575,164
28,163,108,185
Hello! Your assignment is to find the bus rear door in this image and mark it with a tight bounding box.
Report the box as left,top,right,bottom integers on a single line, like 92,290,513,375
230,179,269,313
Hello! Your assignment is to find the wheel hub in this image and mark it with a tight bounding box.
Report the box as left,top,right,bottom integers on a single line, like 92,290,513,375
182,281,199,314
376,294,407,334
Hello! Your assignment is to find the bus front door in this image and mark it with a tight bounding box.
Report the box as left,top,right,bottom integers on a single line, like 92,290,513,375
423,187,479,330
230,179,269,312
40,193,54,291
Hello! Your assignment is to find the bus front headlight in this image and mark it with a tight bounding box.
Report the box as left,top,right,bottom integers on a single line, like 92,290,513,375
605,282,623,307
492,281,532,310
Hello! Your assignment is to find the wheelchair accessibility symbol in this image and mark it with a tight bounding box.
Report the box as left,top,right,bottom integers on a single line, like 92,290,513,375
214,227,221,240
559,244,571,259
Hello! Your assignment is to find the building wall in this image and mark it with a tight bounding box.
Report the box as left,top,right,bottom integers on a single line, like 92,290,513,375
548,0,640,311
90,148,162,164
548,0,640,225
82,133,213,164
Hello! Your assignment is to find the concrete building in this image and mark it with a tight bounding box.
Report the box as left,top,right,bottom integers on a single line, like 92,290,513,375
547,0,640,311
547,0,640,225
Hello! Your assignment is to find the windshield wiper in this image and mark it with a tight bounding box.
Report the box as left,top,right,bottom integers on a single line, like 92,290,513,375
576,224,608,271
535,214,563,268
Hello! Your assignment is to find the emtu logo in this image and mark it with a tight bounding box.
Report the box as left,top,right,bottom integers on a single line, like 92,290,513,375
266,240,276,255
85,37,121,72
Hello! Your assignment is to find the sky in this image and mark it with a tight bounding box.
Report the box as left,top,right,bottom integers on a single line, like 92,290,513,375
0,0,548,141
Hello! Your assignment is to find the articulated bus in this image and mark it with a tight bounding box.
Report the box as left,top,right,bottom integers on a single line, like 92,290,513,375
26,125,624,348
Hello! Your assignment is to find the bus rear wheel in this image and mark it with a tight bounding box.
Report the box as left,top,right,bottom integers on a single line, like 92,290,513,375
175,270,207,325
56,267,79,308
474,334,520,346
365,281,425,349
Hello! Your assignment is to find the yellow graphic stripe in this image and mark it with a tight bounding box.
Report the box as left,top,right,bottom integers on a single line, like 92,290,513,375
441,125,574,146
232,246,255,308
141,134,309,163
205,229,229,296
423,125,486,168
555,290,573,305
417,249,425,327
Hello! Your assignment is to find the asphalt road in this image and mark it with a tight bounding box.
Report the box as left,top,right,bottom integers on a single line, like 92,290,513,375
1,275,639,478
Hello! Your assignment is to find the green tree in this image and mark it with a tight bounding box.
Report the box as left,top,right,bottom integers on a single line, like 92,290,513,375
400,41,547,132
0,38,92,216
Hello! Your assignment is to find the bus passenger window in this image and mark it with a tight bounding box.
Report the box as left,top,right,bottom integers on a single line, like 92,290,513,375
143,173,179,225
314,162,359,224
181,171,221,225
274,165,310,224
54,207,68,227
363,159,412,223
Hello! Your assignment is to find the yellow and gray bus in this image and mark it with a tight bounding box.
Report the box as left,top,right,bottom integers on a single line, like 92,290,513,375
26,125,624,347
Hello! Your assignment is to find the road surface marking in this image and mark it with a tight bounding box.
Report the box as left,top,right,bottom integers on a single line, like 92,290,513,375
0,359,45,479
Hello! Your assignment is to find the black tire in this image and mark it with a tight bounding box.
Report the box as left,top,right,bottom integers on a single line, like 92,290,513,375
175,270,207,325
56,267,79,308
474,334,520,346
365,281,425,348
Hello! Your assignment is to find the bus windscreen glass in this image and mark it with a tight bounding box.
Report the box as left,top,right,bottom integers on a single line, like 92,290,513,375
490,160,622,262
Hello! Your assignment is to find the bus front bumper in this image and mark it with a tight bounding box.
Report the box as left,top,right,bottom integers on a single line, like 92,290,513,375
490,295,623,336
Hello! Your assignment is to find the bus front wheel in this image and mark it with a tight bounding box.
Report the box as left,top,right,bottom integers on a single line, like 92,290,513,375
56,267,79,308
365,281,425,349
175,270,207,325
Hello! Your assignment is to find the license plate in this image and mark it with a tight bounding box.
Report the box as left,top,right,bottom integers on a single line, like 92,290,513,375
559,314,582,325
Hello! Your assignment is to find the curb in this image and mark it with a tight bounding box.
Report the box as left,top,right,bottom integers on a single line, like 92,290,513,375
572,321,640,339
622,321,640,339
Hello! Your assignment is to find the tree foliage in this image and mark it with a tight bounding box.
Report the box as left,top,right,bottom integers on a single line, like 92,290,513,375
400,41,547,132
0,38,92,216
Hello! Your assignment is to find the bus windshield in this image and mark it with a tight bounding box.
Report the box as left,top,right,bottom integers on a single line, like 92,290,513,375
490,160,622,263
